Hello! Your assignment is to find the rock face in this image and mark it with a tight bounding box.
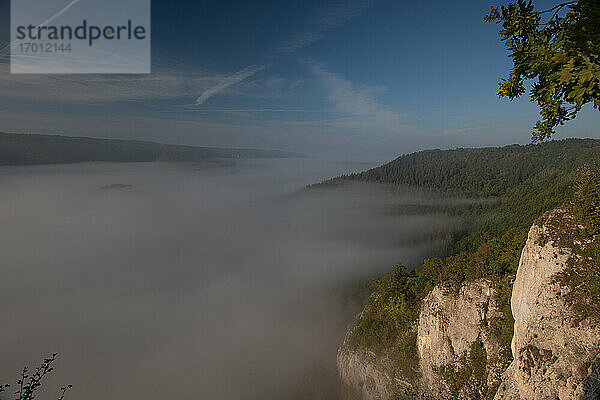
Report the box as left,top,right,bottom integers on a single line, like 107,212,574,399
494,223,600,400
337,218,600,400
337,314,408,400
417,281,506,398
337,280,507,400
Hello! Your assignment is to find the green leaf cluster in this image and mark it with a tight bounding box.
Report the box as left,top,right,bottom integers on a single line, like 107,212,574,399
485,0,600,141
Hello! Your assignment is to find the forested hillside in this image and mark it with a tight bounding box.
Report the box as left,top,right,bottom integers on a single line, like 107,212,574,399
320,139,600,251
327,139,600,394
324,139,600,197
0,132,299,166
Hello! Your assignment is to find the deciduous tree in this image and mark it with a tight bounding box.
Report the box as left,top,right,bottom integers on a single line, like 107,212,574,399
485,0,600,142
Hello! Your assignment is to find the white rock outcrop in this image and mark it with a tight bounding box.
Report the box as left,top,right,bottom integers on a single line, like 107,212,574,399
337,280,506,400
338,218,600,400
417,281,505,398
494,223,600,400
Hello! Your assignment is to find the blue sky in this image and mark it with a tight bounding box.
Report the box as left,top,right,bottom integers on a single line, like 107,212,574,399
0,0,598,158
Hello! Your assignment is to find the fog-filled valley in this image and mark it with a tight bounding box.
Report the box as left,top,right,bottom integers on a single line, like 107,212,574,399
1,0,599,397
0,158,459,400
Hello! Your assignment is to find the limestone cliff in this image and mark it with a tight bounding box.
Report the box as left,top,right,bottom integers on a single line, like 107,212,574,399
338,216,600,400
494,219,600,400
337,320,406,400
417,281,508,399
337,280,510,399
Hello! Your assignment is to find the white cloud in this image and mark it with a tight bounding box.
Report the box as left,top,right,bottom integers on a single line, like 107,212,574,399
0,0,82,57
195,0,375,103
195,64,266,105
310,0,374,29
309,62,409,129
0,62,226,102
278,32,323,53
278,0,374,52
0,1,378,121
0,2,375,107
226,75,307,100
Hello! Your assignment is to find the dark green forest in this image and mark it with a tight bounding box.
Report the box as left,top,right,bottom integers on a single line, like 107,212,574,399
322,139,600,395
0,132,299,166
320,139,600,249
323,139,600,197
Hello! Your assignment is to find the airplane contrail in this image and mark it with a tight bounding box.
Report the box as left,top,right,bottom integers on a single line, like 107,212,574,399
194,0,375,105
196,64,266,105
0,0,82,57
38,0,82,28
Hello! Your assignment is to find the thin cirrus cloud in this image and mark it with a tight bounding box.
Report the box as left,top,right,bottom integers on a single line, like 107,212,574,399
0,62,226,102
194,0,375,106
0,0,81,57
0,0,376,108
278,0,374,53
195,64,267,105
309,61,408,129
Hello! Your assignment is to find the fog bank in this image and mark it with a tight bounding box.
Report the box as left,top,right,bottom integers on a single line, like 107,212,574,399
0,158,456,399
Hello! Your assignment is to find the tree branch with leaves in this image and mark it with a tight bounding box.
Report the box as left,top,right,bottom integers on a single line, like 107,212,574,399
485,0,600,142
0,354,72,400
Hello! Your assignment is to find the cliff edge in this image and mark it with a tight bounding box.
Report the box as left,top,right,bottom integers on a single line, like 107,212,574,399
495,213,600,400
338,212,600,399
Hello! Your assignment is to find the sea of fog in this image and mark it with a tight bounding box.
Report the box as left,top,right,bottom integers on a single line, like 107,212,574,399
0,158,457,400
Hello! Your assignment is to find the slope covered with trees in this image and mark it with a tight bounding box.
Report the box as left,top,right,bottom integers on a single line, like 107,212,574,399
324,139,599,197
321,139,600,250
322,139,600,394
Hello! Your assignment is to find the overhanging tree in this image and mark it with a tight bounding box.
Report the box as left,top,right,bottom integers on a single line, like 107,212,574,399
485,0,600,142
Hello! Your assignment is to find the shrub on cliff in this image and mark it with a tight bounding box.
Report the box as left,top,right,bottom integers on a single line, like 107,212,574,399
573,164,600,234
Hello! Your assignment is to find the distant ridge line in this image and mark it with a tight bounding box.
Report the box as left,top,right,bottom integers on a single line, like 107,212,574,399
312,138,600,197
0,132,303,166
